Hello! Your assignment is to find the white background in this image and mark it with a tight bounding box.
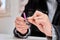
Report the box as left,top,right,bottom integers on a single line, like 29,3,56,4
0,0,20,35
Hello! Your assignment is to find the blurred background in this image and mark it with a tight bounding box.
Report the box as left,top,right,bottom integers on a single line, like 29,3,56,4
0,0,22,35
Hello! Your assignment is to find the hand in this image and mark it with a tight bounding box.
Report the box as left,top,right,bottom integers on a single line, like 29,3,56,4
28,11,52,37
15,17,29,34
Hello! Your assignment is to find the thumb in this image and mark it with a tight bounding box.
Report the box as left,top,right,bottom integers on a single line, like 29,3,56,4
27,17,36,25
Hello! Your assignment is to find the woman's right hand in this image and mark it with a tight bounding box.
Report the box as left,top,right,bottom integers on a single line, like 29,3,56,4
15,17,29,34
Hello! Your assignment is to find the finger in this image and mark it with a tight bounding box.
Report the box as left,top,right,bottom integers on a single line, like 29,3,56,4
35,19,52,36
16,17,24,21
15,19,27,25
35,19,45,33
33,16,44,25
44,27,52,37
28,17,37,25
15,24,29,29
34,16,43,20
33,10,44,17
15,19,29,29
16,27,28,34
36,23,44,33
43,25,52,33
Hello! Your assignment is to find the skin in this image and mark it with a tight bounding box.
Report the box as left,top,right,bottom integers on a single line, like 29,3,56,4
15,11,52,37
15,0,29,35
15,17,29,34
28,11,52,37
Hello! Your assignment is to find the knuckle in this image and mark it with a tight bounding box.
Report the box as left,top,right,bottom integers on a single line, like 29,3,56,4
16,17,24,21
16,17,19,19
44,14,48,17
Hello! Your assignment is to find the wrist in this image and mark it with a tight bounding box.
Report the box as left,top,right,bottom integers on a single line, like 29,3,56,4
16,29,29,36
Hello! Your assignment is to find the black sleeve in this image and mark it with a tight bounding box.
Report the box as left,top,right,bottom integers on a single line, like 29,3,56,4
13,28,29,38
21,0,37,18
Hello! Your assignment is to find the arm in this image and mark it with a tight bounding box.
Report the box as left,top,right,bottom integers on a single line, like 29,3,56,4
13,0,36,38
13,28,30,38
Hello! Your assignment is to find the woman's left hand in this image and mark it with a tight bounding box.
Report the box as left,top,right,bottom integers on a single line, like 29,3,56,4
28,11,52,37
